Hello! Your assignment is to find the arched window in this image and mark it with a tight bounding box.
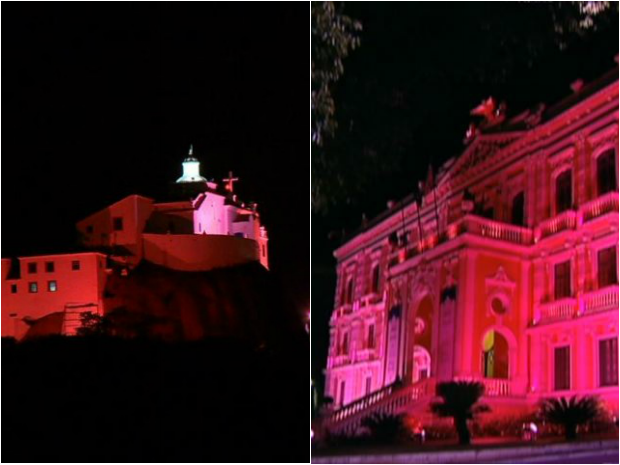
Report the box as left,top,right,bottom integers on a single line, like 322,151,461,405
482,330,509,379
597,149,617,195
556,170,572,214
413,345,431,383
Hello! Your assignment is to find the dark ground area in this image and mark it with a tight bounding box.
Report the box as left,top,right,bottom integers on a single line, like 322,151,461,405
3,335,308,462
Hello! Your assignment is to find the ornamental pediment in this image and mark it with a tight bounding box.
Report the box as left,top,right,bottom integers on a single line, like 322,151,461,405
437,134,522,189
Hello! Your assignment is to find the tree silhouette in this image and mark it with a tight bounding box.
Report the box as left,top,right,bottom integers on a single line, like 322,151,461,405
539,395,600,441
431,380,489,445
361,412,408,444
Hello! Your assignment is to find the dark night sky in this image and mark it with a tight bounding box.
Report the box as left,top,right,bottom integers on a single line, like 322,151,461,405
311,2,618,394
3,5,309,310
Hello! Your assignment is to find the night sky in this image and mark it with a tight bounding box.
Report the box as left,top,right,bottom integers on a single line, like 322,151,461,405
311,3,618,395
3,5,308,310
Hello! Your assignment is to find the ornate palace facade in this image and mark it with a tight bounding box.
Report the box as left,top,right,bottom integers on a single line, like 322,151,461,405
323,67,619,433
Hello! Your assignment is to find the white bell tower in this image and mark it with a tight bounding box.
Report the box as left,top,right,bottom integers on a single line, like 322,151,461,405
176,145,208,183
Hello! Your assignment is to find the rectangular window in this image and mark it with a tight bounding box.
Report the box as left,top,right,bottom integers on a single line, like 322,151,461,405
27,263,37,274
597,150,617,195
341,333,349,355
29,282,38,293
45,261,55,273
48,281,57,292
367,324,375,349
72,260,81,271
11,284,17,294
556,170,572,213
365,377,372,396
554,261,571,299
554,345,570,391
371,265,381,294
598,247,617,288
113,217,124,231
339,381,346,406
599,337,618,387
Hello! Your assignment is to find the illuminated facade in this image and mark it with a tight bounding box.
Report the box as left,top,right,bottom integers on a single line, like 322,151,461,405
2,149,269,339
323,69,619,433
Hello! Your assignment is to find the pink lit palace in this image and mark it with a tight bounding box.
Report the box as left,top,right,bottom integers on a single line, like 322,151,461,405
321,67,619,434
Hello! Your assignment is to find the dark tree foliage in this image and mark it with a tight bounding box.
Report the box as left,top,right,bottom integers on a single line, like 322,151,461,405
361,412,408,444
311,1,361,212
431,381,490,445
311,2,618,214
539,395,601,441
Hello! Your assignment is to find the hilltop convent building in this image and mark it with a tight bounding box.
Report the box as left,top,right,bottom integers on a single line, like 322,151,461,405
2,148,269,339
322,67,619,434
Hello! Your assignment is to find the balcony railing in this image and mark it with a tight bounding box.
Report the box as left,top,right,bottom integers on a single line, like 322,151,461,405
582,191,619,223
539,297,577,321
330,354,351,368
460,215,533,245
582,285,619,315
536,192,618,240
538,210,577,239
482,378,512,397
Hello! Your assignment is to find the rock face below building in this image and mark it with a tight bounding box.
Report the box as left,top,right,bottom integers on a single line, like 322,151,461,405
25,261,301,344
103,261,300,343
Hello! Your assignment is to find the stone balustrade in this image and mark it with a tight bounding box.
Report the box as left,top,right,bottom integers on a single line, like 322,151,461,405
537,210,577,239
482,377,512,397
581,191,619,223
582,285,619,315
539,297,577,321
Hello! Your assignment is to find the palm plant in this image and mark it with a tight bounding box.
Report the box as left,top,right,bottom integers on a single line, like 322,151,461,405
431,380,489,445
539,395,600,441
361,412,408,444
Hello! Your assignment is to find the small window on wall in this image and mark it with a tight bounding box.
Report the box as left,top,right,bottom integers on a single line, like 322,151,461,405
371,265,381,294
598,247,618,288
113,217,124,231
554,345,571,391
45,262,55,273
597,149,617,195
27,263,37,274
554,261,571,300
511,191,525,227
72,260,81,271
346,278,354,304
365,377,372,396
339,381,346,406
29,282,38,293
599,337,618,387
48,281,57,292
556,170,572,214
341,333,349,355
367,324,375,349
11,284,17,294
86,225,93,234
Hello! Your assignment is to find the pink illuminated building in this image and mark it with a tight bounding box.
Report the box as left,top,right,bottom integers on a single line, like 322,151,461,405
322,68,619,434
2,148,269,339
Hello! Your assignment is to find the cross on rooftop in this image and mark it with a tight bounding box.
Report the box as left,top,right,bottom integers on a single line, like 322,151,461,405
223,171,240,193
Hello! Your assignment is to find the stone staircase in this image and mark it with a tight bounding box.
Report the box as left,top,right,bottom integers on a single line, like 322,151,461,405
322,378,437,437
